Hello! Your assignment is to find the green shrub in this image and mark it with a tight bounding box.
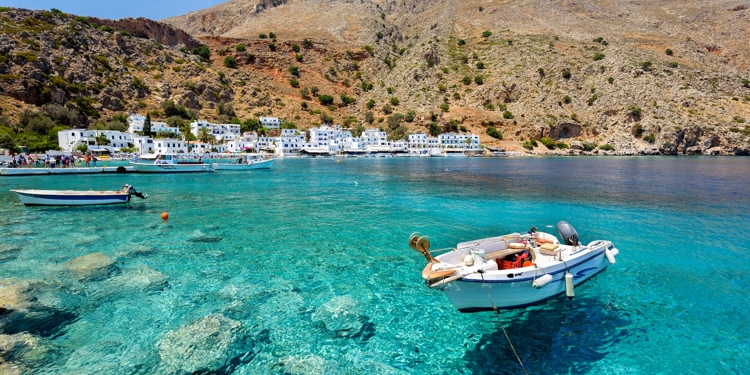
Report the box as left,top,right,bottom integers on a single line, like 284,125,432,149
502,110,514,119
340,94,356,105
629,106,642,117
593,53,605,61
522,140,537,150
390,97,400,105
439,103,450,112
289,78,299,87
405,110,416,122
223,56,237,68
318,94,334,105
587,94,598,106
482,30,492,38
593,37,603,43
563,95,571,104
643,135,656,143
462,76,472,85
363,45,374,56
540,137,555,149
386,86,395,94
599,144,615,151
289,65,299,76
474,76,484,85
734,116,745,124
295,54,303,62
476,61,484,69
562,69,571,79
556,142,569,149
192,45,210,61
486,126,502,139
631,123,644,137
268,42,276,51
665,48,673,56
259,33,267,38
366,99,375,109
640,61,652,71
607,76,614,84
100,26,114,33
742,79,750,88
268,32,276,39
458,39,466,46
582,142,597,151
236,44,246,52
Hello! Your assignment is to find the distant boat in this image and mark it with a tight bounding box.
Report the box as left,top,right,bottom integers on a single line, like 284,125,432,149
409,221,619,312
11,184,147,206
212,154,274,170
130,154,210,173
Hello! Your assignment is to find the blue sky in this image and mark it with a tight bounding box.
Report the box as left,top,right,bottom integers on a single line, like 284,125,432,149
1,0,222,20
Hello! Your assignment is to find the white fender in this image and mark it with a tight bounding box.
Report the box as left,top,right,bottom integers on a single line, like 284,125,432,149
463,254,474,266
605,249,617,265
565,271,575,299
532,274,553,288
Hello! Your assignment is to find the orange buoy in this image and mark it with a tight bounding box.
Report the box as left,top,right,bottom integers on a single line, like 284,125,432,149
161,212,169,220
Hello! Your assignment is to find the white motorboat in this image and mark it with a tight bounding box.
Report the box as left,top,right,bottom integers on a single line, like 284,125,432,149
212,154,274,170
130,154,210,173
11,184,147,206
409,221,619,312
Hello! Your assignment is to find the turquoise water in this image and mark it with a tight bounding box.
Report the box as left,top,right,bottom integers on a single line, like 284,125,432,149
0,157,748,374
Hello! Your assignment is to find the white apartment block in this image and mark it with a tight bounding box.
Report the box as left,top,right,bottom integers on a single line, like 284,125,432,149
153,139,188,154
438,133,480,149
127,115,181,135
190,120,241,142
260,117,282,129
58,130,133,152
276,129,306,156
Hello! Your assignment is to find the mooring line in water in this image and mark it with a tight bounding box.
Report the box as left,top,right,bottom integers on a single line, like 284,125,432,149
477,270,530,375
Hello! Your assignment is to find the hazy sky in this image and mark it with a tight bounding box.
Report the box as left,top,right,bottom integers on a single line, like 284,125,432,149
1,0,223,20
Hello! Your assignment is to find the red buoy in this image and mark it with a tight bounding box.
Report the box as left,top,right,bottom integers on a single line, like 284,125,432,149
161,212,169,220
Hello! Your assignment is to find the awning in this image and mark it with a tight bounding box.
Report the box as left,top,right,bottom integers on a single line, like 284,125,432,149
300,149,333,155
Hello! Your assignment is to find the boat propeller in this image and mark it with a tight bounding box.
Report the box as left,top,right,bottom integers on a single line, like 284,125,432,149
408,233,437,263
121,184,148,199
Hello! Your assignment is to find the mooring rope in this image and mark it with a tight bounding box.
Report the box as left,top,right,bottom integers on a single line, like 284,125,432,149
477,270,530,375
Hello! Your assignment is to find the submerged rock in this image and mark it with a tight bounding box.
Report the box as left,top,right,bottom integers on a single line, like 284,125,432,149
188,230,223,243
311,296,363,336
108,265,168,291
63,252,116,281
157,313,252,374
0,244,21,263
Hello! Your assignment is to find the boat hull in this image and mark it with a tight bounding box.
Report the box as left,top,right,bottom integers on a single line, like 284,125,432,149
130,162,209,173
443,249,609,312
211,159,274,170
11,190,131,206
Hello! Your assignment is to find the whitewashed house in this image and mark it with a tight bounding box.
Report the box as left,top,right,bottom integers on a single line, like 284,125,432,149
132,135,154,154
260,117,282,130
153,139,188,154
128,115,180,135
58,130,132,153
276,129,306,156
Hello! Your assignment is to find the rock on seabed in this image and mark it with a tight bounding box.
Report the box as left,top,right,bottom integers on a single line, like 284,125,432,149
311,295,363,336
157,313,252,374
63,252,116,281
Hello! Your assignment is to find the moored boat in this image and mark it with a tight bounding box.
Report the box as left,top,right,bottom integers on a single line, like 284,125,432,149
11,184,147,206
409,221,619,312
212,154,274,170
130,154,210,173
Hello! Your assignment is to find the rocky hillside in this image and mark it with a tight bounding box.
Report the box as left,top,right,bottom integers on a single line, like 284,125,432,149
1,2,749,155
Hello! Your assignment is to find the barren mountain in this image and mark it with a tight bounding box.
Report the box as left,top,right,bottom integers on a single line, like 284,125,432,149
1,1,749,155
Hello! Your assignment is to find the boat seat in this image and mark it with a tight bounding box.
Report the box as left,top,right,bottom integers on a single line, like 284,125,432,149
539,243,560,255
485,247,528,261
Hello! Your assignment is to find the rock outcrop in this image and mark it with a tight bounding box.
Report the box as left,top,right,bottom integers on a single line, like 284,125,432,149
156,313,252,374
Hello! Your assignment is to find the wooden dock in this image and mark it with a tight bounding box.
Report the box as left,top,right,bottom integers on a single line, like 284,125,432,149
0,166,137,176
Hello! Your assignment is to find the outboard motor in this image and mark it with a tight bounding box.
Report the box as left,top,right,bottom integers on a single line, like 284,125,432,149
557,221,581,246
121,184,148,199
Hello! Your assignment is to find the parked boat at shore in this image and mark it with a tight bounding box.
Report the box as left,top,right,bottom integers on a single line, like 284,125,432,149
212,154,274,170
410,221,619,312
11,184,147,206
130,154,210,173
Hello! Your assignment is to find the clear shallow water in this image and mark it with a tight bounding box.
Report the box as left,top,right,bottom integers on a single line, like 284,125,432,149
0,157,748,374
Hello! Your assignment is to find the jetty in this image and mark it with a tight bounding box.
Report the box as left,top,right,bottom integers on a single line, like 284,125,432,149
0,166,137,176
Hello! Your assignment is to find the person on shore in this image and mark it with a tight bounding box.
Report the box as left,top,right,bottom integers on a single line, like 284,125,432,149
92,156,97,168
44,155,50,168
84,155,90,168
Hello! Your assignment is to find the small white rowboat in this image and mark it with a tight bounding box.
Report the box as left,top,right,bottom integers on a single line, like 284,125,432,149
409,221,620,312
212,156,274,170
11,184,147,206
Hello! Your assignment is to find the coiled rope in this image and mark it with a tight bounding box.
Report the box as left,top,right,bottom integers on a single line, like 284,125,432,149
477,270,530,375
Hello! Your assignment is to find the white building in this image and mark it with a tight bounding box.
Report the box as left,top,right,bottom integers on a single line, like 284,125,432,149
276,129,306,156
190,120,241,142
360,128,389,149
127,115,181,135
260,117,282,130
153,139,188,154
58,129,133,153
132,135,154,154
438,133,480,149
